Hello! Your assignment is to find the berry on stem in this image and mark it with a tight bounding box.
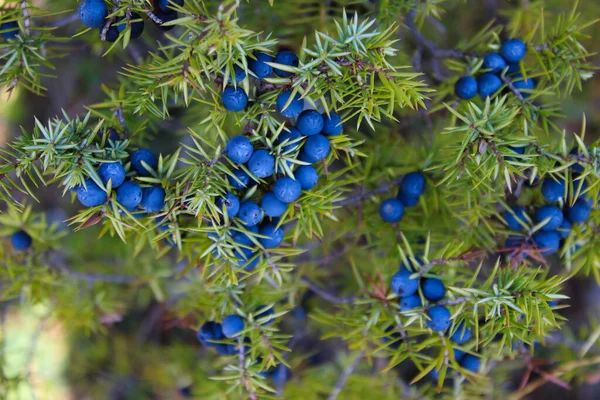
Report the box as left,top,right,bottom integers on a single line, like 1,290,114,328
225,136,254,164
541,177,565,202
216,193,240,218
78,0,108,29
566,198,592,224
400,172,426,198
502,205,528,230
247,150,275,178
11,230,32,251
455,76,478,100
426,305,452,332
249,52,273,79
197,321,224,346
297,110,324,136
261,192,288,218
460,354,481,373
400,294,422,310
299,134,330,164
535,205,564,231
295,165,319,190
379,198,404,223
141,186,166,213
98,162,126,188
321,112,343,136
477,72,502,98
533,231,560,256
258,224,284,248
482,53,507,73
278,127,303,153
238,201,263,227
273,51,299,77
273,176,302,203
450,322,472,345
222,315,245,338
421,278,446,302
116,181,143,210
276,90,304,118
501,38,527,63
77,178,107,207
130,149,158,176
390,267,418,297
222,86,248,112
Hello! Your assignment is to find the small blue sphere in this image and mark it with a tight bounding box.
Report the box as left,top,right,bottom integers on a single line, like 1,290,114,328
478,72,503,98
541,177,565,202
222,86,248,112
117,13,144,39
232,225,259,246
11,230,32,251
533,231,560,256
558,219,572,239
249,52,273,79
400,294,422,310
216,193,240,218
482,53,507,73
460,354,481,373
390,268,418,297
104,25,120,42
398,192,419,207
450,322,472,345
297,110,324,136
273,176,302,203
400,172,426,198
426,305,452,332
259,223,284,248
116,181,143,210
140,186,166,213
1,21,19,40
77,178,107,207
421,278,446,302
512,73,535,97
238,201,263,227
566,198,592,224
276,90,304,119
130,149,158,176
503,205,528,230
454,76,478,100
228,168,252,189
299,134,330,164
154,10,178,32
78,0,108,29
261,192,288,217
247,149,275,178
255,305,275,325
295,165,319,190
197,321,224,345
501,38,527,63
273,50,299,77
379,198,404,223
222,315,245,338
98,162,126,188
321,112,343,136
535,205,564,231
278,127,303,153
227,65,246,83
225,136,254,164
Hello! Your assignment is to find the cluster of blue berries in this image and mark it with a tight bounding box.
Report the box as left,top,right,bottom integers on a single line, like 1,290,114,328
389,258,481,376
503,171,591,257
220,111,341,267
77,0,183,42
73,132,166,217
197,305,274,355
455,38,534,100
379,171,426,223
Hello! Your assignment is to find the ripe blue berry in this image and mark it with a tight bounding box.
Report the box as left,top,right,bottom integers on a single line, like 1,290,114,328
482,53,507,73
222,86,248,112
249,52,273,79
296,110,324,136
398,192,419,207
117,13,144,39
78,0,108,29
104,25,119,42
11,230,32,251
299,134,330,164
225,136,254,164
232,225,259,246
273,50,299,77
255,305,275,325
454,76,478,100
226,65,246,83
535,205,564,231
450,322,472,345
541,177,565,202
426,305,452,332
379,198,404,223
295,165,319,190
273,176,302,203
512,73,534,97
400,172,426,198
141,186,166,213
477,72,502,98
421,278,446,302
222,315,245,338
261,192,288,217
155,10,178,32
278,127,303,153
238,201,263,227
107,128,120,141
77,178,107,207
248,149,275,178
259,224,284,248
460,354,481,373
228,168,252,189
503,205,528,230
558,219,572,239
197,321,224,346
533,231,560,256
400,294,422,310
216,193,240,218
276,90,304,119
116,181,143,210
131,149,158,176
98,162,126,188
1,21,19,40
158,0,184,11
234,247,259,271
321,112,343,136
566,198,592,224
390,268,418,297
501,38,527,63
